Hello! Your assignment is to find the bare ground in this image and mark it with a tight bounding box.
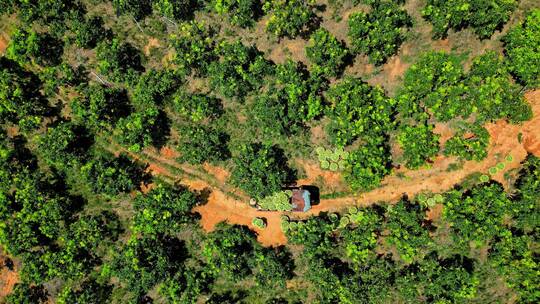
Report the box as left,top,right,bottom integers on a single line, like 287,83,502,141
0,254,18,299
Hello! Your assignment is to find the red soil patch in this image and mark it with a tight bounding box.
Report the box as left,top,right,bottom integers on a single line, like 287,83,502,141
0,35,8,54
434,39,452,52
203,163,230,184
426,204,444,221
296,159,347,191
385,56,409,80
143,37,160,56
146,163,171,176
188,178,287,247
521,90,540,157
159,146,179,159
0,254,18,298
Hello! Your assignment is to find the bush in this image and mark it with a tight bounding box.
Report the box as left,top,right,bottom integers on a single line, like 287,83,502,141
325,77,395,146
208,41,272,99
398,51,467,122
132,184,199,234
176,124,230,165
95,38,144,83
422,0,517,39
66,13,110,49
210,0,261,27
344,140,392,191
398,123,440,169
0,58,47,125
7,27,64,67
467,51,532,123
306,28,349,77
38,122,93,169
503,9,540,87
152,0,198,20
444,124,489,161
81,153,147,195
170,21,216,75
114,107,168,152
348,1,412,65
171,90,223,122
71,85,131,130
112,0,152,20
231,143,295,199
263,0,316,38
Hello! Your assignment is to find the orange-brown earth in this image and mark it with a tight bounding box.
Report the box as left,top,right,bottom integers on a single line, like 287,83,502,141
0,254,18,299
0,35,8,54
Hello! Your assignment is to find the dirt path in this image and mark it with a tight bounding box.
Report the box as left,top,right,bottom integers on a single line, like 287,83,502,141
102,91,540,247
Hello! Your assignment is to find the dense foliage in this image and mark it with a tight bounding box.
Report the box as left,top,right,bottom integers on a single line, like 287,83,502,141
348,1,412,65
208,41,271,99
306,28,349,77
1,1,539,303
230,143,295,199
444,124,489,161
325,77,395,146
263,0,316,38
503,9,540,87
422,0,517,39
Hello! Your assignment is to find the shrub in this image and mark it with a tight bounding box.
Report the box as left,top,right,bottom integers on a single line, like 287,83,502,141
398,123,440,169
95,38,144,83
502,9,540,87
306,28,349,77
171,90,223,122
348,1,412,65
263,0,316,38
422,0,517,39
210,0,260,27
230,143,295,199
170,21,216,75
325,77,395,146
252,217,267,228
444,124,489,161
344,140,392,191
176,124,230,165
208,41,272,99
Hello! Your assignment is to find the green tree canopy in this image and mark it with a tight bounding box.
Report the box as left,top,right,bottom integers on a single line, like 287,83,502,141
81,153,147,196
306,28,349,77
325,77,395,146
263,0,316,38
422,0,517,39
348,1,412,65
208,41,272,100
6,27,64,67
132,183,199,234
230,143,295,199
95,38,145,83
398,123,440,169
170,21,216,75
503,9,540,87
176,124,231,165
